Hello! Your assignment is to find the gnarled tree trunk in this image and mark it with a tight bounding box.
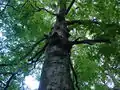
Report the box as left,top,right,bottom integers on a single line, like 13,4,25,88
38,1,74,89
39,17,73,90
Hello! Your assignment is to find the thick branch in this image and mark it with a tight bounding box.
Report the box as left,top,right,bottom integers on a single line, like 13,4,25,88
65,0,75,15
71,39,111,45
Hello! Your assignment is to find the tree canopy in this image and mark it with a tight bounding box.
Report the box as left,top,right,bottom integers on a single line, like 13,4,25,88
0,0,120,90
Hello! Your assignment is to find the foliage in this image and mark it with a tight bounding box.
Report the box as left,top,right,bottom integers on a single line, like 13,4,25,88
0,0,120,90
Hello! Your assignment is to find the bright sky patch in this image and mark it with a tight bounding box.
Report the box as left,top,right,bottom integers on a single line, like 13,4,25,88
24,75,39,90
0,32,2,37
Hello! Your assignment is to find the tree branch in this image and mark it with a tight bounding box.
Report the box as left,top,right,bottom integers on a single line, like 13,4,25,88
29,1,57,16
0,81,6,86
36,7,57,16
0,3,18,11
71,38,111,45
1,40,47,89
20,37,46,61
66,0,75,15
4,73,16,90
0,37,47,68
66,20,99,25
21,0,29,8
28,42,48,63
0,72,14,75
69,60,80,90
3,69,22,90
66,19,120,30
0,64,17,67
0,0,10,15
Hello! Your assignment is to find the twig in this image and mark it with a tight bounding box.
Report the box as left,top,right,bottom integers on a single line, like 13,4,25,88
65,0,75,15
71,39,111,45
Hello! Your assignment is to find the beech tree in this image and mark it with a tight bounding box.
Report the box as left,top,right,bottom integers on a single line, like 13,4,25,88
0,0,120,90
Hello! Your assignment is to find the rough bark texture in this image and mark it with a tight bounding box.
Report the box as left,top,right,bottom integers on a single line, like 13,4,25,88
38,0,74,89
38,13,74,90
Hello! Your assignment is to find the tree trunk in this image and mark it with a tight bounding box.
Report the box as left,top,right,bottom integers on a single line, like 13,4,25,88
38,13,74,90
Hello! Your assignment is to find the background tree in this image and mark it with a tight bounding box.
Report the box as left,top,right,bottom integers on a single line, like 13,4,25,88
0,0,120,90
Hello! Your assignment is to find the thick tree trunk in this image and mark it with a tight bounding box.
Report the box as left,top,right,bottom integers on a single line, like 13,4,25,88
38,14,74,89
38,0,74,89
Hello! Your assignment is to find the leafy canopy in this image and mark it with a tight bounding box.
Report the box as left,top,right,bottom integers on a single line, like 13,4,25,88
0,0,120,90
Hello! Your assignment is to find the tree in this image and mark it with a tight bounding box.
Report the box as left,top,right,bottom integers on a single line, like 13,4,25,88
0,0,120,90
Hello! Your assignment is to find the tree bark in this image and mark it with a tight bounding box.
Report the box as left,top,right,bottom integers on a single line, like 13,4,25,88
38,0,74,89
38,11,74,90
